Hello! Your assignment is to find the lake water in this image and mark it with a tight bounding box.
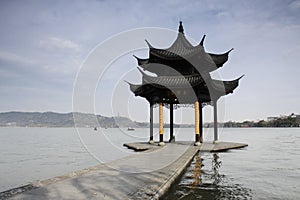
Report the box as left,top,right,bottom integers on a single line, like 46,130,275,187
0,127,299,199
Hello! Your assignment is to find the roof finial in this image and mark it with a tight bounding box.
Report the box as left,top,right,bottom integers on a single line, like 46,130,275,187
145,40,153,49
200,35,206,46
178,21,184,34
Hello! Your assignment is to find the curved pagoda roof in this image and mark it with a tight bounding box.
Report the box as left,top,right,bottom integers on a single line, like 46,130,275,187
137,67,205,88
134,21,234,76
126,21,243,105
127,75,243,104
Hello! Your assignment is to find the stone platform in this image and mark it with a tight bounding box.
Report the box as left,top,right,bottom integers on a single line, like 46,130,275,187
124,141,248,152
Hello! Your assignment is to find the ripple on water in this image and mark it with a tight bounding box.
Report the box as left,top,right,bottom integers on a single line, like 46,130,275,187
165,152,253,200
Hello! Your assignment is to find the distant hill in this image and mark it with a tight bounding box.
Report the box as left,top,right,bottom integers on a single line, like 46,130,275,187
0,111,196,128
2,112,298,128
0,112,147,128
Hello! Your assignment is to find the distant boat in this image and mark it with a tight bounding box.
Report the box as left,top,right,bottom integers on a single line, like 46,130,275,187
127,127,135,131
94,127,97,131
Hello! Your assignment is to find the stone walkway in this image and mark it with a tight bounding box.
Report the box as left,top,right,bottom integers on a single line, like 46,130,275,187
4,141,247,200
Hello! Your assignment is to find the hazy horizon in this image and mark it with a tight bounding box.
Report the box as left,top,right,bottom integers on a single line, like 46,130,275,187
0,110,297,123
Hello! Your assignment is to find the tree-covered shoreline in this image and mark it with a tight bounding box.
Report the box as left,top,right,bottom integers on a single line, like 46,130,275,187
223,115,300,128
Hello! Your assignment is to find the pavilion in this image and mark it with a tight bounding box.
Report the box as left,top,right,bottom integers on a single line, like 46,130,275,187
127,21,243,146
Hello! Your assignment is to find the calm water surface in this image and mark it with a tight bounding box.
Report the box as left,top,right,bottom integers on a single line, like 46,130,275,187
0,127,299,199
166,128,300,200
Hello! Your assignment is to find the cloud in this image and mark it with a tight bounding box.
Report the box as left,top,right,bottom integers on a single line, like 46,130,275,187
289,0,300,9
38,37,81,52
0,50,35,64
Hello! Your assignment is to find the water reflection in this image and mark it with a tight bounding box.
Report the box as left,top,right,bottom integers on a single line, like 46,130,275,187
191,154,202,187
165,153,252,199
211,153,222,185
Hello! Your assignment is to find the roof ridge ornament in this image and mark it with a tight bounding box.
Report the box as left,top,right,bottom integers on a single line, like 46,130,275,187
178,21,184,34
199,35,206,46
227,48,234,54
237,74,245,80
137,66,146,75
137,67,156,78
145,40,153,49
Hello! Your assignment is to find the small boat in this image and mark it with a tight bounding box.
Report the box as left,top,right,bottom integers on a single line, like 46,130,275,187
94,127,97,131
127,127,135,131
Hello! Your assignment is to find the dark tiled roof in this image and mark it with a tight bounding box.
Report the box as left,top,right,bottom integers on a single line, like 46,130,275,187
137,68,204,88
126,75,244,104
135,49,232,69
133,55,149,66
208,48,233,67
209,75,244,94
126,21,242,104
133,22,233,75
146,34,199,59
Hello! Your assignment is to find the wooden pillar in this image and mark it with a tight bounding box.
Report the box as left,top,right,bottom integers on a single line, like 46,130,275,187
169,103,175,142
199,102,203,143
149,103,154,144
158,103,165,146
213,100,218,143
194,101,201,146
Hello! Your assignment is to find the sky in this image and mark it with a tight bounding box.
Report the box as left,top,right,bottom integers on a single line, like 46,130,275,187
0,0,300,124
